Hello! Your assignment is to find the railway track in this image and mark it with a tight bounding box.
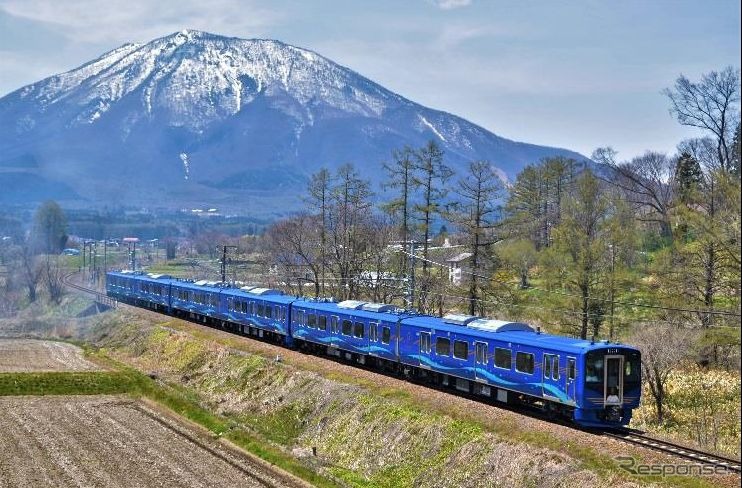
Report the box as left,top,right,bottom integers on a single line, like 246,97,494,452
604,428,741,474
63,272,741,477
63,272,118,308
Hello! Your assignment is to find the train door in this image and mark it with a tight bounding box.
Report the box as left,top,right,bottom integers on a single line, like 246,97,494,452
541,353,561,400
418,331,432,368
604,355,624,405
566,356,577,403
474,342,488,381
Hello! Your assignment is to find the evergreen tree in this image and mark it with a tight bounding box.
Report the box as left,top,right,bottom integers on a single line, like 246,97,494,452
447,160,503,315
32,201,67,254
412,140,452,308
674,151,703,204
731,121,741,179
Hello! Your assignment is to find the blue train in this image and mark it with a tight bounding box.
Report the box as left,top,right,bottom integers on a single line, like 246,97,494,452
107,270,641,427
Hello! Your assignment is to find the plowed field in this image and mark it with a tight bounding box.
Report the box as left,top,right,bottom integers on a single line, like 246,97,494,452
0,396,300,488
0,339,99,372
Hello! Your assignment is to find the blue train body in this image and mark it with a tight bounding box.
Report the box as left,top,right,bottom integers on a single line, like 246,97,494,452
106,271,641,427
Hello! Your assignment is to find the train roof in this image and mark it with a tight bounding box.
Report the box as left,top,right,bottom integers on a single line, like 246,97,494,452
107,272,638,354
292,298,408,321
404,314,637,353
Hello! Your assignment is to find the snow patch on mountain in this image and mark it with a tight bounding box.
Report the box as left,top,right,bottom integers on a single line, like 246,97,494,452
418,114,447,142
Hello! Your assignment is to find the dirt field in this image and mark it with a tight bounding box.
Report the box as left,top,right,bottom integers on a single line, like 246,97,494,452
0,339,100,372
0,395,302,488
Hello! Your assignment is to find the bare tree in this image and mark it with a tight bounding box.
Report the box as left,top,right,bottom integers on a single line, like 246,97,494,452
447,160,504,315
594,148,675,240
265,213,323,296
19,245,42,302
412,140,453,308
328,164,373,300
43,255,65,304
664,67,740,173
306,168,334,295
630,323,698,424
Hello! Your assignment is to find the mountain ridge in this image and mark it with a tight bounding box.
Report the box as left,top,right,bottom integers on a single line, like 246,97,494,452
0,30,586,216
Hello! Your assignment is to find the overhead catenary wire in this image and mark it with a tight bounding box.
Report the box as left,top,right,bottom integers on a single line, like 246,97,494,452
396,248,742,318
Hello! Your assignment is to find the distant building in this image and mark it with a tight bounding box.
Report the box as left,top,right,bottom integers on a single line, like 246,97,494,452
445,252,473,285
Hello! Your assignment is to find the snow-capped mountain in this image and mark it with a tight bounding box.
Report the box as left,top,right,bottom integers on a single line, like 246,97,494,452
0,30,585,214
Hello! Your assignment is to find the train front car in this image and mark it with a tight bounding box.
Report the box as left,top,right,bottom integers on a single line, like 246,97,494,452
574,344,641,427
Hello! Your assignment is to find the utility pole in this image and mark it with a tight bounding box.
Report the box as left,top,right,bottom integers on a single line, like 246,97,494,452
92,242,97,282
609,244,616,340
406,240,416,310
219,245,238,283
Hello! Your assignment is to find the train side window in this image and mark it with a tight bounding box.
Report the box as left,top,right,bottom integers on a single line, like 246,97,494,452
295,310,304,325
342,319,352,336
353,322,364,338
516,352,535,374
308,314,317,328
420,332,431,354
543,354,552,378
242,301,248,314
257,304,265,317
436,337,451,356
453,340,468,360
266,305,273,318
318,315,327,331
568,358,576,380
381,326,391,345
475,342,487,364
552,356,559,380
494,348,512,369
331,316,339,333
369,322,378,342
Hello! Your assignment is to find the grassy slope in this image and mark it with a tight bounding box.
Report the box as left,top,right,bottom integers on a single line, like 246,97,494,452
76,310,726,488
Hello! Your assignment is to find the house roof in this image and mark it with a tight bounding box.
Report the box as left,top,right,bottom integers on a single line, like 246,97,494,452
446,252,473,263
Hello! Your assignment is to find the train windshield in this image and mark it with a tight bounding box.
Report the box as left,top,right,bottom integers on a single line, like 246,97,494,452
585,350,642,390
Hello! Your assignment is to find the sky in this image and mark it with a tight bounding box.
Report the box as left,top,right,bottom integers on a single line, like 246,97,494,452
0,0,739,160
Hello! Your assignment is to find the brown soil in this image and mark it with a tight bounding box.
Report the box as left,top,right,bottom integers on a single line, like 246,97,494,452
0,395,303,488
0,339,100,372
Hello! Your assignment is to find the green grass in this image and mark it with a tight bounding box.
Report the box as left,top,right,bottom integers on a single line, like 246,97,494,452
0,371,138,396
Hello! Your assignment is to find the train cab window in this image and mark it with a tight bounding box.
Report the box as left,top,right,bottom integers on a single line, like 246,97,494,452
567,358,576,380
624,352,641,388
381,326,391,345
342,319,352,336
585,352,604,386
308,314,317,328
353,322,364,338
552,356,559,380
420,332,431,354
436,337,451,356
494,348,512,369
369,322,378,342
331,316,339,333
318,315,327,331
515,352,535,374
453,340,468,360
475,342,487,364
